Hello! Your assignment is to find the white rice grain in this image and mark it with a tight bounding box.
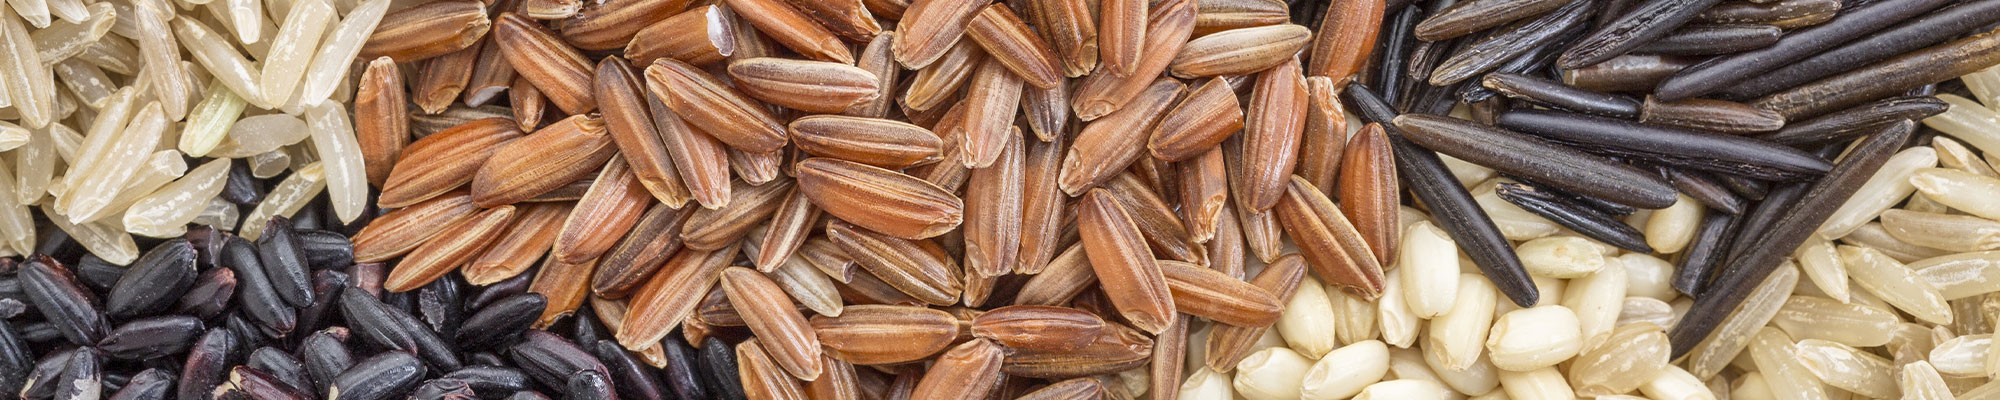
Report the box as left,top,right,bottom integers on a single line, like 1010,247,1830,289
1618,253,1678,301
1331,285,1379,345
1820,147,1936,238
1747,327,1831,400
1568,322,1669,396
223,0,262,43
1276,276,1339,358
1497,276,1564,314
1231,347,1311,400
192,196,240,230
1966,66,2000,111
8,0,50,28
124,159,230,238
1934,136,1998,178
1563,259,1626,345
1914,251,2000,300
178,82,250,158
1733,372,1775,400
1377,268,1421,348
0,2,56,128
1795,237,1850,303
14,126,53,205
1642,365,1718,400
1401,221,1460,318
249,149,291,178
1902,361,1955,400
1385,347,1451,391
1931,334,1993,377
210,113,311,158
1770,296,1898,347
51,59,112,110
1926,94,2000,157
1645,194,1703,254
296,0,388,107
28,2,113,64
1180,368,1234,400
1427,275,1495,371
82,150,187,224
1840,245,1954,325
1686,263,1799,380
0,121,24,152
1792,339,1898,399
43,0,79,23
1484,305,1580,372
1299,340,1389,400
305,101,364,222
1881,209,2000,252
1472,180,1559,241
259,0,334,106
172,18,264,108
1517,236,1609,279
1353,379,1450,400
239,161,324,240
1843,222,1953,262
0,161,32,255
58,101,165,223
1912,167,2000,221
73,37,137,76
1908,190,1953,213
1441,153,1495,188
1496,367,1572,400
1617,297,1677,329
129,0,189,120
1420,337,1500,396
40,203,136,264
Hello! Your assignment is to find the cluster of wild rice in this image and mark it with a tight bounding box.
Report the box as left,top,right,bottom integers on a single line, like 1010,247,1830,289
9,0,2000,396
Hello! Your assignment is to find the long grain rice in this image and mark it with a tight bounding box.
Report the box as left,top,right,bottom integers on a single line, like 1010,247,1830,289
1687,264,1799,379
1841,245,1954,324
1820,147,1937,238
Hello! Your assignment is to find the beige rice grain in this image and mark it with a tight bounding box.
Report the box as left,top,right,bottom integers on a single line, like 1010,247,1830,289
1645,194,1703,254
1841,244,1955,324
1687,264,1798,379
1428,275,1496,370
1903,361,1955,400
1497,367,1574,400
1793,339,1898,398
1375,268,1420,348
1400,221,1459,318
1770,296,1899,347
1298,340,1389,400
1564,260,1628,346
1232,347,1310,400
1275,276,1338,358
1485,305,1581,371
